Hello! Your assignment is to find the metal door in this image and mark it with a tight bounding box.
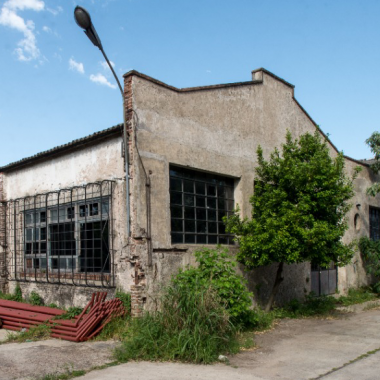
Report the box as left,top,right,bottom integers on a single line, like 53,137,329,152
311,262,337,296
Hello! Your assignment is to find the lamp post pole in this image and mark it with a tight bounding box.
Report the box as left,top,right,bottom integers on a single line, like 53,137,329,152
74,6,130,237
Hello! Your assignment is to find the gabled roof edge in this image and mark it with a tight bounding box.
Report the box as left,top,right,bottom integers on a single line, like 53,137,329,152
123,70,263,92
292,98,369,167
0,124,123,173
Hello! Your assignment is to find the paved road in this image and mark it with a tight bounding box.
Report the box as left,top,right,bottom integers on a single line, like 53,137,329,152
1,307,380,380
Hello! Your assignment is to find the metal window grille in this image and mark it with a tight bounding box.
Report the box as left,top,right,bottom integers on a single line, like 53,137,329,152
369,206,380,241
5,180,115,288
169,166,235,245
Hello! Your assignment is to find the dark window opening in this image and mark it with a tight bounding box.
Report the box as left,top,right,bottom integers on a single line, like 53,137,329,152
8,180,114,287
169,166,235,245
50,222,76,256
370,207,380,241
80,221,110,273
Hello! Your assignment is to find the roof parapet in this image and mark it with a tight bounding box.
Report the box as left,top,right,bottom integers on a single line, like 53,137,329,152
251,68,295,89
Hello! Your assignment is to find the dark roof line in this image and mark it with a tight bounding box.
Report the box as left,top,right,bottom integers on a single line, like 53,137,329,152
360,158,375,165
0,124,123,172
123,70,263,92
292,98,368,167
252,68,295,89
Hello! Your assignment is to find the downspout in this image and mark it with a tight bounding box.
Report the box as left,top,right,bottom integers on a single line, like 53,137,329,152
122,96,131,237
98,48,130,238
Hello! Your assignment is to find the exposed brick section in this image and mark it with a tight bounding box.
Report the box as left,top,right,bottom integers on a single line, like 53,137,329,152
130,285,144,317
124,75,133,133
124,75,148,316
0,173,7,292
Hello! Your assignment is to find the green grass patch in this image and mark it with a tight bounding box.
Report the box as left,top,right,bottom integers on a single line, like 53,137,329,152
38,369,86,380
5,323,51,343
274,294,336,318
53,306,83,320
95,316,130,341
0,283,24,302
115,290,131,315
336,287,379,306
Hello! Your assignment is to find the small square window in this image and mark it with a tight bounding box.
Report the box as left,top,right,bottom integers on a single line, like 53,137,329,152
40,212,46,224
26,213,33,225
79,205,88,217
26,228,33,241
67,207,75,220
90,203,99,216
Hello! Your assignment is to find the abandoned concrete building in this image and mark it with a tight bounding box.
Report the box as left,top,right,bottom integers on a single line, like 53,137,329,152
1,68,379,314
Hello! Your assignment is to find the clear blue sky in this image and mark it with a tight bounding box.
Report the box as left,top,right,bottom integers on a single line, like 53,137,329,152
1,0,379,167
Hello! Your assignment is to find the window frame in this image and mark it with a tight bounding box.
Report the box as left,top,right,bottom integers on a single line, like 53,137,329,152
369,206,380,241
24,197,111,274
169,165,235,245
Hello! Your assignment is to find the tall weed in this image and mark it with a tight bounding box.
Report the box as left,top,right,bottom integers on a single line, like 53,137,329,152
115,284,239,364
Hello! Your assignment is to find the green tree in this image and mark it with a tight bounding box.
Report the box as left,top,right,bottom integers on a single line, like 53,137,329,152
225,130,358,311
365,132,380,196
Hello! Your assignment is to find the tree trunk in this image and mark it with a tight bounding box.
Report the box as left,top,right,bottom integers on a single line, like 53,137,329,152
264,262,284,312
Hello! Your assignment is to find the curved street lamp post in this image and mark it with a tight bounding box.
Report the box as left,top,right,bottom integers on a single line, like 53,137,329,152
74,6,130,237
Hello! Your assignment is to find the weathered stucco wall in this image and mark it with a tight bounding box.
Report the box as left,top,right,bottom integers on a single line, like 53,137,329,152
1,68,379,310
4,136,124,199
127,69,380,308
337,158,380,293
2,135,137,307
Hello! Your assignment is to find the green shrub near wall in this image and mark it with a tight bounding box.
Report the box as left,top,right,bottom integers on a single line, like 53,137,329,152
172,247,254,327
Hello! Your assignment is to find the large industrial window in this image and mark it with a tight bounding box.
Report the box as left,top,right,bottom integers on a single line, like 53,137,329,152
169,166,235,245
6,180,114,288
370,206,380,241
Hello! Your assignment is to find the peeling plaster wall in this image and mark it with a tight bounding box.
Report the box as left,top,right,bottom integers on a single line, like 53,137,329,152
129,70,380,308
2,136,136,307
4,137,124,198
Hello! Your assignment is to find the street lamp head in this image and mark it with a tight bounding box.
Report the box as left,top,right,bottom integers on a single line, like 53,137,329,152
74,5,102,49
74,6,91,30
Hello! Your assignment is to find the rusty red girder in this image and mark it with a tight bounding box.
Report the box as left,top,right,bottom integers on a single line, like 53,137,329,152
0,292,127,342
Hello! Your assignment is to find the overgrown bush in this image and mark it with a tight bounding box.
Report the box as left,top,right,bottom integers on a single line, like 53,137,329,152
114,283,239,364
0,283,23,302
56,306,83,320
172,247,254,327
29,291,44,306
359,236,380,293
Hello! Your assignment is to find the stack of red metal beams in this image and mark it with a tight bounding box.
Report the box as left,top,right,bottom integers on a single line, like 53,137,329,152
0,299,65,331
0,292,127,342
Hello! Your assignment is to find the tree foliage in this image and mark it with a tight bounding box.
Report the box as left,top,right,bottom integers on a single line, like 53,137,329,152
365,132,380,196
225,131,357,309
